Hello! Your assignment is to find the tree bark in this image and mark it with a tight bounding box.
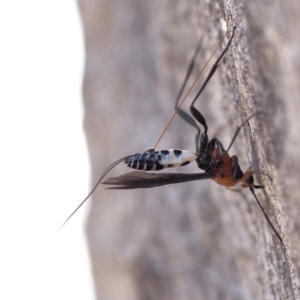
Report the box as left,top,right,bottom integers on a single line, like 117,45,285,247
78,0,300,299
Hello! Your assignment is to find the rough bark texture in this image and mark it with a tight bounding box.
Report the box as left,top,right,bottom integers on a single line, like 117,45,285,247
78,0,300,299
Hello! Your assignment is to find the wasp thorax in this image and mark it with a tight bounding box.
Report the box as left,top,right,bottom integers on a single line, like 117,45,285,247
196,152,213,171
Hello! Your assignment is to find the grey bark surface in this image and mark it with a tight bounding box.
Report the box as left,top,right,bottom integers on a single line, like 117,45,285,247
78,0,300,299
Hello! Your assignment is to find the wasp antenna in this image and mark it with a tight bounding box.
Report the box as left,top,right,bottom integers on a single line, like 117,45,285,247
56,156,128,232
153,28,233,150
249,186,283,244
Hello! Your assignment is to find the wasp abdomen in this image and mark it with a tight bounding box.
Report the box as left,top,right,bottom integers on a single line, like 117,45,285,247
125,149,197,171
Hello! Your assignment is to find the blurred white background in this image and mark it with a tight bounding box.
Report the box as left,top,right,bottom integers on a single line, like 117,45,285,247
0,1,94,299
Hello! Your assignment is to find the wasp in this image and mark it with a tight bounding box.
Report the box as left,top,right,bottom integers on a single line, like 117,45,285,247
58,27,282,244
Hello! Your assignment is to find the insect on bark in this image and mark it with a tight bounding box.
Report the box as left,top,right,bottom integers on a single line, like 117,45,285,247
58,27,282,244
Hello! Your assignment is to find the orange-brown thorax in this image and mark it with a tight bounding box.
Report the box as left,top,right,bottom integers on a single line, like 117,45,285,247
211,148,254,188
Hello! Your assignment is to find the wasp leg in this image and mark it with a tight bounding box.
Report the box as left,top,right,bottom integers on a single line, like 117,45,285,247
174,38,203,135
208,138,226,154
230,155,244,182
254,185,264,189
226,112,263,153
190,28,235,134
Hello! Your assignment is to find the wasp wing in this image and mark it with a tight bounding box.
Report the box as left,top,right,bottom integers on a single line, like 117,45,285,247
102,171,215,189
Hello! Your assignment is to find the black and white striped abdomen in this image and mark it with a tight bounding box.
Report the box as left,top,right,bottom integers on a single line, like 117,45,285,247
125,149,197,171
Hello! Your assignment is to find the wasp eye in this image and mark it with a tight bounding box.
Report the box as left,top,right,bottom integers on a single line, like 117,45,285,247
246,176,254,186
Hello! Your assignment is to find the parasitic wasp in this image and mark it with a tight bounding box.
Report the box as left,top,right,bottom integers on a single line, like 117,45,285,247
57,27,282,244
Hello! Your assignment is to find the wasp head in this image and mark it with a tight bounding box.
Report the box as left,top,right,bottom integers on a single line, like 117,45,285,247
240,169,256,188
